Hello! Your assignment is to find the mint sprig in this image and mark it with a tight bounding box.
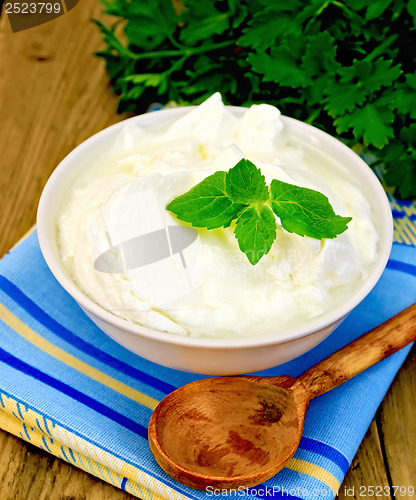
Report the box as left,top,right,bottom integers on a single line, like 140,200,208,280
166,159,352,265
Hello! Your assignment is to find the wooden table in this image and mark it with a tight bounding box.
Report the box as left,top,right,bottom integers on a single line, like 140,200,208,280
0,1,415,498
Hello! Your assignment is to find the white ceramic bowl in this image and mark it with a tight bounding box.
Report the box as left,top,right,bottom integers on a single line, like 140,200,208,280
37,106,393,375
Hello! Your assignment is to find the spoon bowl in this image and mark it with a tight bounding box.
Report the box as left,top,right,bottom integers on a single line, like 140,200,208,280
149,304,416,490
149,376,309,489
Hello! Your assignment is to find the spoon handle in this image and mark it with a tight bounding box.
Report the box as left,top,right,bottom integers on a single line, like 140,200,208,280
298,303,416,400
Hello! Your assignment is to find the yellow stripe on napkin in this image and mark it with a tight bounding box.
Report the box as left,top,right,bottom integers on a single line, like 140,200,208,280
286,457,340,493
0,409,166,500
0,304,159,410
0,392,188,500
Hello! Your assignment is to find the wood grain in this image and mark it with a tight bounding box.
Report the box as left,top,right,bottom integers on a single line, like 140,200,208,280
337,420,391,500
0,0,128,257
338,345,416,500
0,0,415,498
378,346,416,496
0,429,135,500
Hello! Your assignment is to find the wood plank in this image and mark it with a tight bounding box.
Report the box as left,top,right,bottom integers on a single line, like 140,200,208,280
337,419,392,500
0,0,128,258
338,346,416,500
0,429,135,499
377,345,416,497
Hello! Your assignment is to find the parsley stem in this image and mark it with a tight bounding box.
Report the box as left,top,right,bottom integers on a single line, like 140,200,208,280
331,1,356,19
364,34,399,62
128,40,234,61
166,34,188,51
305,108,321,125
164,55,188,76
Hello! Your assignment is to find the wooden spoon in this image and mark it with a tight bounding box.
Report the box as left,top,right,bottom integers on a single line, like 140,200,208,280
148,304,416,490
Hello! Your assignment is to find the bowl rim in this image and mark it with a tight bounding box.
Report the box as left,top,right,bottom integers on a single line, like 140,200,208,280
37,105,393,350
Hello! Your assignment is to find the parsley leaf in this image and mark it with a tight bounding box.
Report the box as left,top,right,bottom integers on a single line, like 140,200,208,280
334,103,395,148
364,0,394,20
339,59,402,94
179,2,231,45
226,159,269,203
248,46,309,88
239,8,300,50
324,82,368,115
166,171,246,230
324,58,402,118
270,179,352,239
302,32,339,75
409,0,416,24
95,0,416,198
396,74,416,119
234,206,276,265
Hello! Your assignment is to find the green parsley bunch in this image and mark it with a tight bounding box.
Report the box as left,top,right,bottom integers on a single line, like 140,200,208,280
94,0,416,198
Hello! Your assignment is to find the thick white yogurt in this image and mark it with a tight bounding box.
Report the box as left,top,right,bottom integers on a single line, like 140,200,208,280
58,93,379,338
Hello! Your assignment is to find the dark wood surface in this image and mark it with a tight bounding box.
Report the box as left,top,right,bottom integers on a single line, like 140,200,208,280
0,1,415,499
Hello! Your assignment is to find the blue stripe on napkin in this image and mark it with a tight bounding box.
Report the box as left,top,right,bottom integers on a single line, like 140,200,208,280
298,438,349,475
0,276,176,395
0,218,414,499
0,347,149,439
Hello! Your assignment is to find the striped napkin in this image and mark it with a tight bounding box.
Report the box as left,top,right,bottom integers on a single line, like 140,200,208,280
0,193,415,500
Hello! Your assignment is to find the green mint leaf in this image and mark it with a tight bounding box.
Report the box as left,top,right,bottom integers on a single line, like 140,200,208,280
270,179,351,239
166,171,246,230
234,206,277,265
225,159,269,204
